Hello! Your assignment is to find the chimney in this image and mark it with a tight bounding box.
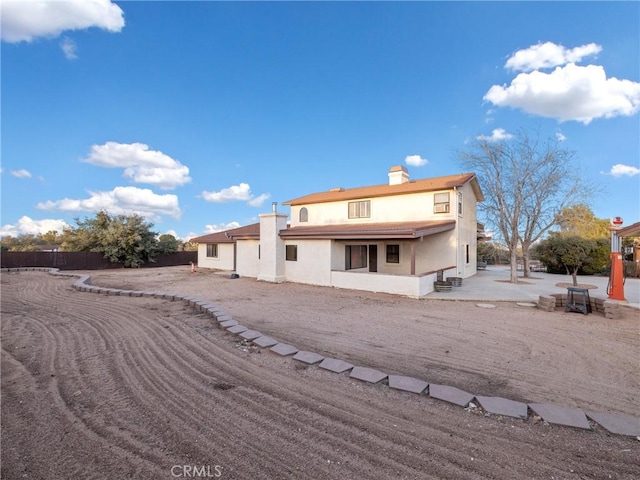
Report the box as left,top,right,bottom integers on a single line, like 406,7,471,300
388,165,409,185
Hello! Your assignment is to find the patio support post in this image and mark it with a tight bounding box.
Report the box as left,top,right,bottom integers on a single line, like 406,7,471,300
410,241,416,275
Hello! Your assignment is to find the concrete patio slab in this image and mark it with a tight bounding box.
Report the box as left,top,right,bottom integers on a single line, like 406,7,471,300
219,319,238,328
215,314,233,323
226,325,248,334
293,351,325,365
429,384,474,407
318,358,354,374
529,403,591,430
270,343,299,356
475,396,528,419
388,375,429,394
349,366,387,384
239,329,263,341
586,412,640,437
252,336,279,348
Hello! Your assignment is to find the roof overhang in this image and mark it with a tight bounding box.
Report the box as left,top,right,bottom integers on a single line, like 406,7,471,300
616,221,640,237
279,220,456,240
283,172,483,206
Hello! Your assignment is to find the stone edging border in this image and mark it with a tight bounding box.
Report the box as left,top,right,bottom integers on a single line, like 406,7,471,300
4,267,639,439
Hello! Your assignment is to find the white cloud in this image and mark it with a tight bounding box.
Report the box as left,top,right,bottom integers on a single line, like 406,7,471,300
485,62,640,124
10,168,32,178
202,183,251,202
247,193,271,207
505,41,602,72
1,0,125,43
556,132,567,142
202,222,241,234
35,186,181,220
60,36,77,59
608,164,640,177
82,142,191,189
404,155,428,167
476,128,513,142
202,183,270,207
0,216,70,237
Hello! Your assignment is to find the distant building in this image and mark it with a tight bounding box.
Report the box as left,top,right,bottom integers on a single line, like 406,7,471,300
192,166,486,297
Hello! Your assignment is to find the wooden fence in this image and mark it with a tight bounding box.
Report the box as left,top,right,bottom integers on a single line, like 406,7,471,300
0,251,198,270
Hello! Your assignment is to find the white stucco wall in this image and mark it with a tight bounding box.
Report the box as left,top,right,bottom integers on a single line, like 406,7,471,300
283,239,332,286
258,213,288,283
329,268,456,298
455,182,479,278
196,243,235,271
236,240,260,278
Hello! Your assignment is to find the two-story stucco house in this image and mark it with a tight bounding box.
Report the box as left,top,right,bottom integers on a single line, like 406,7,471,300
192,166,485,298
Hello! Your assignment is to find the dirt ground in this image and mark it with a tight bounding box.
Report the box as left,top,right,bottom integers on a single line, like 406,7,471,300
1,268,639,479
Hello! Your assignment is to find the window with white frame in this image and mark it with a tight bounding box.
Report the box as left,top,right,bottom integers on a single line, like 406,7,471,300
348,200,370,219
299,207,308,223
206,244,218,258
434,192,450,213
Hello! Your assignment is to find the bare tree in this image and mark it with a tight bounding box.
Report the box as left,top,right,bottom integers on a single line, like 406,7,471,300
459,129,594,283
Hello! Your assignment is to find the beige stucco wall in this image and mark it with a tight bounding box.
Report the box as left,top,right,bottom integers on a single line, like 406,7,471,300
290,190,456,227
196,243,235,271
330,234,457,276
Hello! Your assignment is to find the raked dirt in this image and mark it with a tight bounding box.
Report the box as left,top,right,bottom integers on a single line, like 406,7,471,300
1,268,638,479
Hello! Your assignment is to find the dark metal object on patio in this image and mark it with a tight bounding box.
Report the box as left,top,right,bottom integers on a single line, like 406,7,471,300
566,287,592,315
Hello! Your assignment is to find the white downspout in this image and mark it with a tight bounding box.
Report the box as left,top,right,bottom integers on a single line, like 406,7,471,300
454,186,462,277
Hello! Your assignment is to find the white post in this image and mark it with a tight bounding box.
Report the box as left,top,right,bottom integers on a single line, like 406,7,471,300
257,211,288,283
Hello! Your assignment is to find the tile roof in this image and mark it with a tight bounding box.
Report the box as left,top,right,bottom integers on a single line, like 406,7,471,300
617,221,640,237
190,222,260,244
283,172,482,206
279,220,456,240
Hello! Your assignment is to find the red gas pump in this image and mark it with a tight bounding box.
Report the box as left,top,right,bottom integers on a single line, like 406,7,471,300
607,217,626,301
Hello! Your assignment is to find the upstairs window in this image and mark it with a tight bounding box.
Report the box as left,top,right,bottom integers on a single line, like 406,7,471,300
299,207,308,223
348,200,370,219
206,244,218,258
434,192,450,214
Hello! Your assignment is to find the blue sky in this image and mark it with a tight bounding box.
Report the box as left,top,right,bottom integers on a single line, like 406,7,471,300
1,0,639,241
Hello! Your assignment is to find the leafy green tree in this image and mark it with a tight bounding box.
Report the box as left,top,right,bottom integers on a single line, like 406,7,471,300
556,204,610,239
535,235,600,286
41,230,63,246
62,211,159,267
1,234,42,251
157,234,181,254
